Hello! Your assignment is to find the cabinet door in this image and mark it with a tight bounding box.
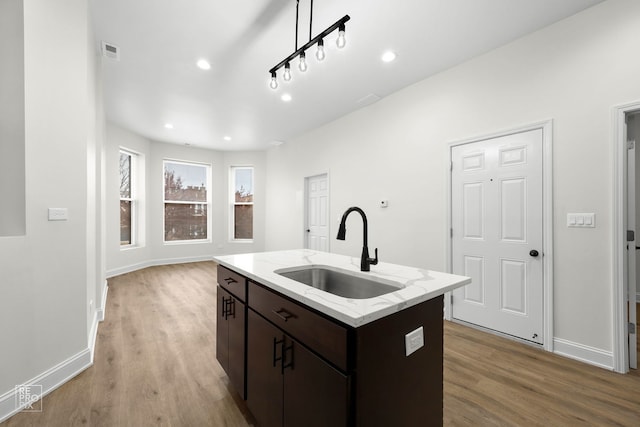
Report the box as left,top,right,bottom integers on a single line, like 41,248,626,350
216,286,230,373
247,309,283,427
283,339,348,427
228,296,246,399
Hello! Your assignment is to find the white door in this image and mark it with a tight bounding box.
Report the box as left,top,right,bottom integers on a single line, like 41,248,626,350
627,125,638,369
305,174,329,252
451,129,544,344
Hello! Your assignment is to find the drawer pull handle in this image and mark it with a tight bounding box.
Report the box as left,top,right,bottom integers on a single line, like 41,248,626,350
224,277,238,284
272,308,295,322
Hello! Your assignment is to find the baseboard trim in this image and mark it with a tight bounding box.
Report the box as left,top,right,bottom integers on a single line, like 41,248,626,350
0,348,92,423
97,279,108,322
89,312,100,364
106,255,215,278
553,337,614,371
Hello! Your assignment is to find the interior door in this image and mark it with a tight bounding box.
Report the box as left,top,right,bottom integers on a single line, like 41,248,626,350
627,119,638,369
451,129,544,344
305,174,329,252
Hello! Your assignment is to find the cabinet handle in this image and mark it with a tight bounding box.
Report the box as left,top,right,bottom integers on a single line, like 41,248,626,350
224,277,238,284
272,308,295,322
282,341,294,374
221,296,227,318
227,298,235,319
273,337,284,368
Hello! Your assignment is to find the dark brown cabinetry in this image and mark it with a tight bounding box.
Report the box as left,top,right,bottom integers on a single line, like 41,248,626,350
216,266,247,399
216,265,445,427
246,306,348,427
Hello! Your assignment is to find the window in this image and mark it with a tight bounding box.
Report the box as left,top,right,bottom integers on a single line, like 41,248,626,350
164,160,210,242
119,150,135,246
231,166,254,240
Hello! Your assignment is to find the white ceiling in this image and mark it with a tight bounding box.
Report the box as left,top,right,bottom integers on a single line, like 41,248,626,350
90,0,603,151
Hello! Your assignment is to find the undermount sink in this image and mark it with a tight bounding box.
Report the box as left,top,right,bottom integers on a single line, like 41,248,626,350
275,265,401,299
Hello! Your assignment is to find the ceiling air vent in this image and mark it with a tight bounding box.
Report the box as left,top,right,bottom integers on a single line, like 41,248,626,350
101,41,120,61
356,93,381,107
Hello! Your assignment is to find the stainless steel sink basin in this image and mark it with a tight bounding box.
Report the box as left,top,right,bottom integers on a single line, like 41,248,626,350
275,265,401,299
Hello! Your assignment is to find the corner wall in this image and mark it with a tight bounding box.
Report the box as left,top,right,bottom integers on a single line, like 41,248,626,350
0,0,102,421
264,0,640,366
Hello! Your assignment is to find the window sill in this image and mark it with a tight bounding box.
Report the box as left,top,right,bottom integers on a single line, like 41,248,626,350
164,239,212,246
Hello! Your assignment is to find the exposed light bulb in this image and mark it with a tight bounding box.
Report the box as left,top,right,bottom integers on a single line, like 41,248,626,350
269,72,278,90
283,63,292,81
336,25,346,49
298,52,307,72
316,39,325,61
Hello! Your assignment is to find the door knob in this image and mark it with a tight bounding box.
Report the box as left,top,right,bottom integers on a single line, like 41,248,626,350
529,250,539,257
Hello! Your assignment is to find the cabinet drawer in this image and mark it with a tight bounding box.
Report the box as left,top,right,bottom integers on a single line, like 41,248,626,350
248,281,348,371
218,265,246,301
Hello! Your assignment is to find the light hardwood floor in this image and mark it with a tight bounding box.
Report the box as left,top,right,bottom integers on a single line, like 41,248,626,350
2,262,639,426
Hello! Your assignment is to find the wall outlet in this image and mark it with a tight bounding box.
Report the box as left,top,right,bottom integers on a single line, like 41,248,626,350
405,326,424,356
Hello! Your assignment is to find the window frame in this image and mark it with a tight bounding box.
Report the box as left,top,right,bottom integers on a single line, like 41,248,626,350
230,166,254,242
163,159,212,244
119,149,137,248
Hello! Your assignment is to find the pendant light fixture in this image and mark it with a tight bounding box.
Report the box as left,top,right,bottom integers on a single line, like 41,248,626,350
268,0,350,89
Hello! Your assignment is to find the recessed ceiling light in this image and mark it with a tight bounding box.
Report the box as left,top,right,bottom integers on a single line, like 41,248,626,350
196,59,211,70
223,136,232,141
164,123,174,129
281,94,292,102
381,51,397,63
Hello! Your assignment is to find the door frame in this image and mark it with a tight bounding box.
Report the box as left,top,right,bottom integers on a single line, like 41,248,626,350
612,101,640,373
445,120,554,352
304,172,330,251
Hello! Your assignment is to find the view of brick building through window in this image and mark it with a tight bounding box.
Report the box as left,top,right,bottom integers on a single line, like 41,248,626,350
164,161,209,241
232,167,253,240
119,151,133,245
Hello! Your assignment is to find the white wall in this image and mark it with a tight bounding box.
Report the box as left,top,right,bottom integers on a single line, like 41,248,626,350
265,0,640,361
0,0,102,419
0,0,26,236
105,123,266,276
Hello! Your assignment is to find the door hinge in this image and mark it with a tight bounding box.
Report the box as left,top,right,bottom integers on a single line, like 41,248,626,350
450,293,453,305
628,140,635,150
627,230,635,242
630,322,637,335
450,162,453,171
450,228,453,238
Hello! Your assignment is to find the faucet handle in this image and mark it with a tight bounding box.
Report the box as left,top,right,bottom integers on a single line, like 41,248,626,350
370,248,379,265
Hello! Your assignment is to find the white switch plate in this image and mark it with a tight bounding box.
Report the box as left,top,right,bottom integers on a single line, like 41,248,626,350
405,326,424,356
48,208,68,221
567,213,595,228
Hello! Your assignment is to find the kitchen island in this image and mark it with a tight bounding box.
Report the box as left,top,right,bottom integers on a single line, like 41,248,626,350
213,249,470,427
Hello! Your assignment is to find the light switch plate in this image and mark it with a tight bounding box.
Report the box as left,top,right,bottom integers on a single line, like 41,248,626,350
405,326,424,356
48,208,68,221
567,213,595,228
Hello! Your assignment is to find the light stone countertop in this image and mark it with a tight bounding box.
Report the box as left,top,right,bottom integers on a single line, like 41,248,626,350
213,249,471,327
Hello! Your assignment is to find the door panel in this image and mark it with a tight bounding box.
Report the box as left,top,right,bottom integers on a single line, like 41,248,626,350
306,174,329,252
216,287,229,373
246,310,283,427
452,129,543,344
283,338,348,427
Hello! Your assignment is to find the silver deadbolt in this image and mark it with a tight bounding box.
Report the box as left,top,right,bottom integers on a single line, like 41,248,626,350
529,250,539,257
